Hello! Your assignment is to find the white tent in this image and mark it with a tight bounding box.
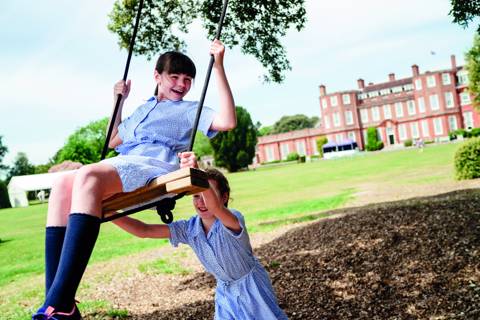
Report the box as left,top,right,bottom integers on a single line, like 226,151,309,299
7,171,73,208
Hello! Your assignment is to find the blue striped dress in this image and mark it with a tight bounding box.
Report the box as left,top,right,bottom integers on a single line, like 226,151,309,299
101,97,216,192
169,210,288,320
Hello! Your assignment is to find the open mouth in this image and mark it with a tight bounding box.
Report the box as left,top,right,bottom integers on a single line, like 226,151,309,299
197,206,208,213
171,88,184,95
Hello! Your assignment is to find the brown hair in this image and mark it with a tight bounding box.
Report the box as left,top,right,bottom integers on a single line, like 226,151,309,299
204,168,230,206
154,51,196,95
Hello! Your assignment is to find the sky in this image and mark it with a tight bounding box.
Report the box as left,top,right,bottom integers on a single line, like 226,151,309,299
0,0,477,167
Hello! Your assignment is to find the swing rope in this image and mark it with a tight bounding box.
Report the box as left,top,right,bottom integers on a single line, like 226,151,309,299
188,0,229,151
101,0,145,160
101,0,230,159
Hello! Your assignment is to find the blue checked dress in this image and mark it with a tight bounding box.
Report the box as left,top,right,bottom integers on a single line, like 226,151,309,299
101,97,216,192
169,210,288,320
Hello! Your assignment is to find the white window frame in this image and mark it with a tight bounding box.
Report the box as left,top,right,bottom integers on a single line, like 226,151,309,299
296,140,306,156
429,94,440,111
280,143,290,160
463,111,474,129
342,94,351,105
444,92,454,109
377,128,383,142
347,131,356,142
410,122,419,139
426,75,436,88
442,73,451,85
433,118,443,135
415,78,422,90
345,110,354,125
383,104,392,119
324,116,331,129
360,109,369,123
335,133,344,143
372,106,380,121
321,98,328,109
333,112,341,127
311,139,319,155
448,116,458,131
398,124,407,141
395,102,404,118
417,97,426,113
407,100,416,116
266,145,275,162
421,120,430,137
457,70,469,85
460,92,471,105
330,95,338,107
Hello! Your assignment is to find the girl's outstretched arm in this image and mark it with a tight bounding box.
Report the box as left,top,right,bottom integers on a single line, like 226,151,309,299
210,40,237,131
113,216,170,239
108,79,131,148
202,185,241,233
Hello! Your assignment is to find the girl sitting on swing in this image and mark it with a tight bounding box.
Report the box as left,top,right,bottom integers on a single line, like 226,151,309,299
33,39,236,320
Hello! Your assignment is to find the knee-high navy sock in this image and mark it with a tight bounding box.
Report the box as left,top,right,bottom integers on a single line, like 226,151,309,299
45,226,66,297
44,213,100,311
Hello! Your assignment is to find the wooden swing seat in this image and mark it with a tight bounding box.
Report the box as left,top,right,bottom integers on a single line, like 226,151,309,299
101,167,209,221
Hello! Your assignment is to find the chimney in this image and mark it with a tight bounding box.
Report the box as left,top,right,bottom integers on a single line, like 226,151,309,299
451,54,457,71
388,73,395,82
319,85,326,96
412,64,419,77
357,78,365,90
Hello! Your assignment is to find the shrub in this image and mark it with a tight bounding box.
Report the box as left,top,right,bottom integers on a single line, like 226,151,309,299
470,128,480,137
404,139,413,147
365,127,384,151
316,136,328,157
286,152,300,161
455,128,470,138
449,131,458,140
298,155,306,163
454,137,480,180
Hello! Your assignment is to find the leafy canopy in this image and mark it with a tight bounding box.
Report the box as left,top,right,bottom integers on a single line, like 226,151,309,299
0,135,8,171
108,0,307,82
54,118,116,165
7,152,35,183
193,131,214,158
271,114,318,134
466,34,480,111
210,106,257,172
449,0,480,32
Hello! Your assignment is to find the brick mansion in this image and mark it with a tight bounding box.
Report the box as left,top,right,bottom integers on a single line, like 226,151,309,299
256,55,480,163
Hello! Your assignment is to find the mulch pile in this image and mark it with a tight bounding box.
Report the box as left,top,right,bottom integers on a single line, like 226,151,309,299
127,189,480,319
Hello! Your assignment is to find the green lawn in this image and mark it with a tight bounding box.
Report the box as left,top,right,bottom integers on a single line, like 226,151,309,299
0,142,463,319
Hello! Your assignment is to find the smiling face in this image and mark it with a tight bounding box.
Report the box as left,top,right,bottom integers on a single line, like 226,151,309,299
155,71,192,101
192,180,229,220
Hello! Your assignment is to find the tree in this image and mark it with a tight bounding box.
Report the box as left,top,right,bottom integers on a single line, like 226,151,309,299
365,127,384,151
0,135,8,171
0,179,10,208
210,106,257,172
257,125,273,137
7,152,35,183
193,131,214,159
108,0,307,83
271,114,318,134
54,118,116,165
316,136,328,157
449,0,480,32
466,34,480,111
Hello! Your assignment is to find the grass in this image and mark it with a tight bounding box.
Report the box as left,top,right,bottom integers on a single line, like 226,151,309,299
0,142,463,319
